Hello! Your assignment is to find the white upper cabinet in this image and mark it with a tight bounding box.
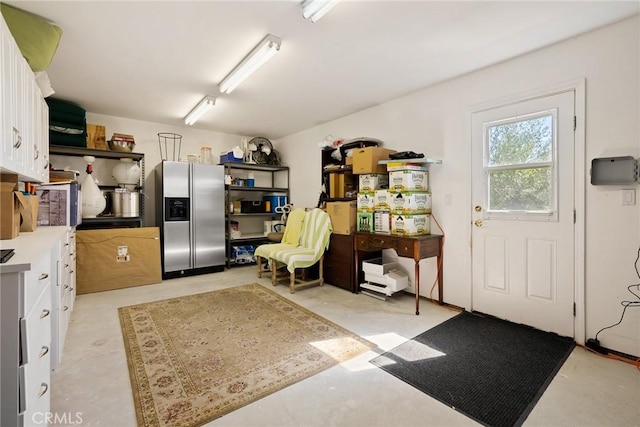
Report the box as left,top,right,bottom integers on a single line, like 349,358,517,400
0,15,49,183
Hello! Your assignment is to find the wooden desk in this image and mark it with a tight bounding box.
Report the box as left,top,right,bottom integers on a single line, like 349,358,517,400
354,232,443,315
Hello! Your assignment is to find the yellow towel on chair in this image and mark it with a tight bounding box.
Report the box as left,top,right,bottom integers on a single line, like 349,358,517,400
281,209,306,245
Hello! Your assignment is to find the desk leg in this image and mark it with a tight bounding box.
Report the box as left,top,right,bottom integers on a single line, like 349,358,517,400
354,249,360,293
438,252,444,305
414,260,420,315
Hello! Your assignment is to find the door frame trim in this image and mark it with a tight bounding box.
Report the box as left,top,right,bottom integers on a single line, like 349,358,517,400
468,79,586,344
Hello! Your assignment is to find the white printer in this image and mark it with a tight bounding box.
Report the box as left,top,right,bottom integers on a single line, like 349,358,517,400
360,257,408,298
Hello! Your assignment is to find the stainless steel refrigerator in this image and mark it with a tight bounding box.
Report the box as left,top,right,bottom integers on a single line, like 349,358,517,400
156,161,225,279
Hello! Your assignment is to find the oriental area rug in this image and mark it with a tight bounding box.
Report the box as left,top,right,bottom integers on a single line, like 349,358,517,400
118,283,373,427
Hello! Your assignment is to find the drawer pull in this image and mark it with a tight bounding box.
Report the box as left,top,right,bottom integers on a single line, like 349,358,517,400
39,346,49,358
69,287,74,292
63,306,69,311
64,285,69,289
65,243,70,247
38,273,49,281
40,309,50,319
37,383,49,398
64,264,70,268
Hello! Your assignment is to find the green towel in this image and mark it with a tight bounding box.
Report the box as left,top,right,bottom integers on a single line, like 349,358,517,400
281,209,306,245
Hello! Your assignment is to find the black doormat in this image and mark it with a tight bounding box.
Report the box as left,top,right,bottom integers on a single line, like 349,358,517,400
370,311,575,427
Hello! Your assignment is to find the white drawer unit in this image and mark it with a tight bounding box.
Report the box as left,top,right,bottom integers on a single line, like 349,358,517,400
51,227,76,371
20,282,52,424
1,227,70,426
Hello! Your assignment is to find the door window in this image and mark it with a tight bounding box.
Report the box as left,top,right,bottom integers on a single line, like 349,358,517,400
483,110,558,221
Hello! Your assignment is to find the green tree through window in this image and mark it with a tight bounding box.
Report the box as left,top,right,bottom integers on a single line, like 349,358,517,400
486,114,554,212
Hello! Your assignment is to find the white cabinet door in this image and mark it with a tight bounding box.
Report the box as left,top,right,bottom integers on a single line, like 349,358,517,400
0,16,48,183
0,19,24,174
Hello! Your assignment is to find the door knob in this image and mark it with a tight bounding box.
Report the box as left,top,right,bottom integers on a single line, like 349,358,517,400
475,205,482,212
474,220,483,227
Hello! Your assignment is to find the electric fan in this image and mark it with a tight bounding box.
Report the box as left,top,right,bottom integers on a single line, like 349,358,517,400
248,137,280,165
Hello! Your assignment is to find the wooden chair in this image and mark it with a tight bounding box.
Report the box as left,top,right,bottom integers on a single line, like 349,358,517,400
264,208,333,293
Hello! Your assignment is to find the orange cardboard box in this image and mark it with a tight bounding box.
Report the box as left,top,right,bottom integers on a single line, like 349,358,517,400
352,147,396,174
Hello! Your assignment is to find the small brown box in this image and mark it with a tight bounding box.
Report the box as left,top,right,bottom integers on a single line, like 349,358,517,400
326,201,357,235
352,147,396,174
86,124,107,150
1,174,21,240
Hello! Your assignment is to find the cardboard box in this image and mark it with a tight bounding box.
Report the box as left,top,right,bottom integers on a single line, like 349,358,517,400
356,192,375,212
345,156,353,166
326,201,357,235
1,174,23,239
391,213,431,236
329,173,345,198
86,124,107,150
76,227,162,294
389,170,429,191
373,189,392,210
36,182,80,226
356,211,374,232
389,191,432,214
374,210,391,233
358,173,388,192
352,147,396,174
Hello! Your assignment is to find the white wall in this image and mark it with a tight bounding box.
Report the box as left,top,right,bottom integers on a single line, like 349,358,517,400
275,16,640,356
49,113,245,225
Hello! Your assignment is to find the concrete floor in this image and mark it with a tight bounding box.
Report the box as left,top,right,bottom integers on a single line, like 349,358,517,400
51,266,639,427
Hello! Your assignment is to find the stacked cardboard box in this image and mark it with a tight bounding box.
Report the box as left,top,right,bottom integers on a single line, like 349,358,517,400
386,162,431,236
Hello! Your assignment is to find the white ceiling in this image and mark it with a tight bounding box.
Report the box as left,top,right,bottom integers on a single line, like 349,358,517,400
7,1,639,140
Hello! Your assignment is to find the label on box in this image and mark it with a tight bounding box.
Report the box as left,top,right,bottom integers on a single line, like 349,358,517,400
385,162,428,172
374,210,390,233
357,211,374,232
116,245,130,263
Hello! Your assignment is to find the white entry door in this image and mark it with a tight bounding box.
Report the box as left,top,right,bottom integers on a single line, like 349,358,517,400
471,91,575,337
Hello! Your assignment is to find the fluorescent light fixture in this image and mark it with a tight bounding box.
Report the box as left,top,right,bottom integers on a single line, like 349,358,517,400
218,34,281,94
184,95,216,125
301,0,340,22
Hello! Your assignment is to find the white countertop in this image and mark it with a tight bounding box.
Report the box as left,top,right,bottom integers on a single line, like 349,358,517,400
0,226,70,274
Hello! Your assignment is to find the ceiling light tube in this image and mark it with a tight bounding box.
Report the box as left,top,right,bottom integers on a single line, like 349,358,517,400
302,0,340,23
184,95,216,125
218,34,282,94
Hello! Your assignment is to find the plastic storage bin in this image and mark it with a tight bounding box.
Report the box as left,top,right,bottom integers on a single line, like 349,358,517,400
263,193,288,213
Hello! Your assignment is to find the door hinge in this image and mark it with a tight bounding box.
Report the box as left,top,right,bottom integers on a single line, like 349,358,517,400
573,302,576,317
573,116,577,131
573,209,576,224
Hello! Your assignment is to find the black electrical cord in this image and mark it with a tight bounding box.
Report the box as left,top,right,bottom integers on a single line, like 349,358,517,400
594,245,640,341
